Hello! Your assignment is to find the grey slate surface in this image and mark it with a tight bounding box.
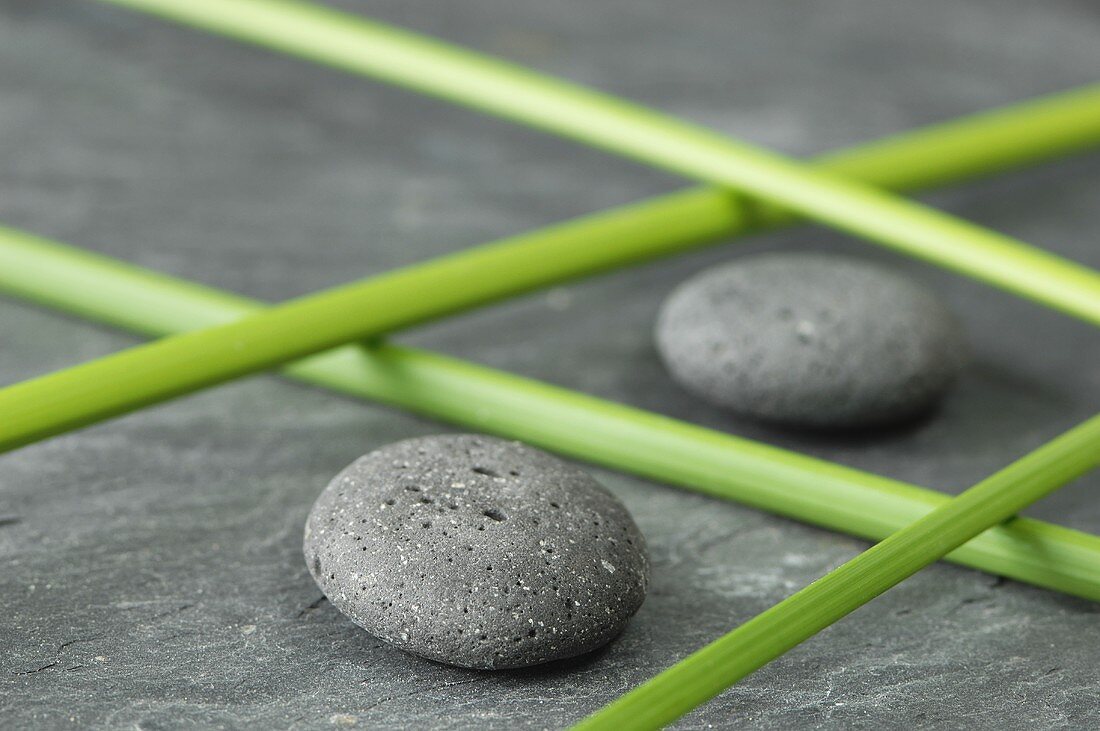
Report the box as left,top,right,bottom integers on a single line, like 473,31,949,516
1,0,1099,728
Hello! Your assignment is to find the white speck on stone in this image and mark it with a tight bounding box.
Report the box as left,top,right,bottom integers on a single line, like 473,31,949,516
601,560,616,574
240,625,257,635
796,319,816,343
329,713,359,727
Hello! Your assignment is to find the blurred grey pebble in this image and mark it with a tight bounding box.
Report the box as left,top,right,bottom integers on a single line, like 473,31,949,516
655,252,969,429
303,434,649,669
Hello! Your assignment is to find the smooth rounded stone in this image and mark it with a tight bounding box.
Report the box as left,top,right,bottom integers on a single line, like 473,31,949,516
303,434,649,670
655,253,969,429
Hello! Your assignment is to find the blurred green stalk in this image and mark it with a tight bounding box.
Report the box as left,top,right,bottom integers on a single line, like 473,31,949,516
3,80,1100,451
7,232,1100,605
99,0,1100,326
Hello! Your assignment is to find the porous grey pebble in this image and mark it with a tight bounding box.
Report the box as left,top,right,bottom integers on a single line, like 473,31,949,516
303,434,649,669
655,253,969,429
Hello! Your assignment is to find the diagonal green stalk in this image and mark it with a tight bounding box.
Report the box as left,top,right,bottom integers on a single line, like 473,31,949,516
97,0,1100,327
0,213,738,452
4,82,1100,453
7,81,1100,333
5,220,1100,603
574,415,1100,730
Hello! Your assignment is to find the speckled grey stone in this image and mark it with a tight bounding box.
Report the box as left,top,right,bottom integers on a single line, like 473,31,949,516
303,434,649,669
655,253,970,429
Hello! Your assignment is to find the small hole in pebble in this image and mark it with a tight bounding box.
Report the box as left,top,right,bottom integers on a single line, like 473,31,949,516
472,466,499,478
482,508,506,522
420,497,433,504
486,565,493,571
422,522,432,529
528,629,536,637
509,470,520,477
384,499,395,506
405,485,421,492
477,526,485,531
549,502,560,509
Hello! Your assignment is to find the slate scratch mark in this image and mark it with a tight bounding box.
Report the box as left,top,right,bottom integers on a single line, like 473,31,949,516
360,677,486,713
58,636,106,653
10,635,105,675
11,661,58,676
145,604,194,623
297,596,328,618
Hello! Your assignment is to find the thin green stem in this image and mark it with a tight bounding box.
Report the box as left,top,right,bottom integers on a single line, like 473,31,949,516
0,211,739,452
574,416,1100,730
97,0,1100,326
5,224,1100,602
3,82,1100,452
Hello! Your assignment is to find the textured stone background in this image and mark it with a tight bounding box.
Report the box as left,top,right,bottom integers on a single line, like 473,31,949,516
1,1,1099,728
